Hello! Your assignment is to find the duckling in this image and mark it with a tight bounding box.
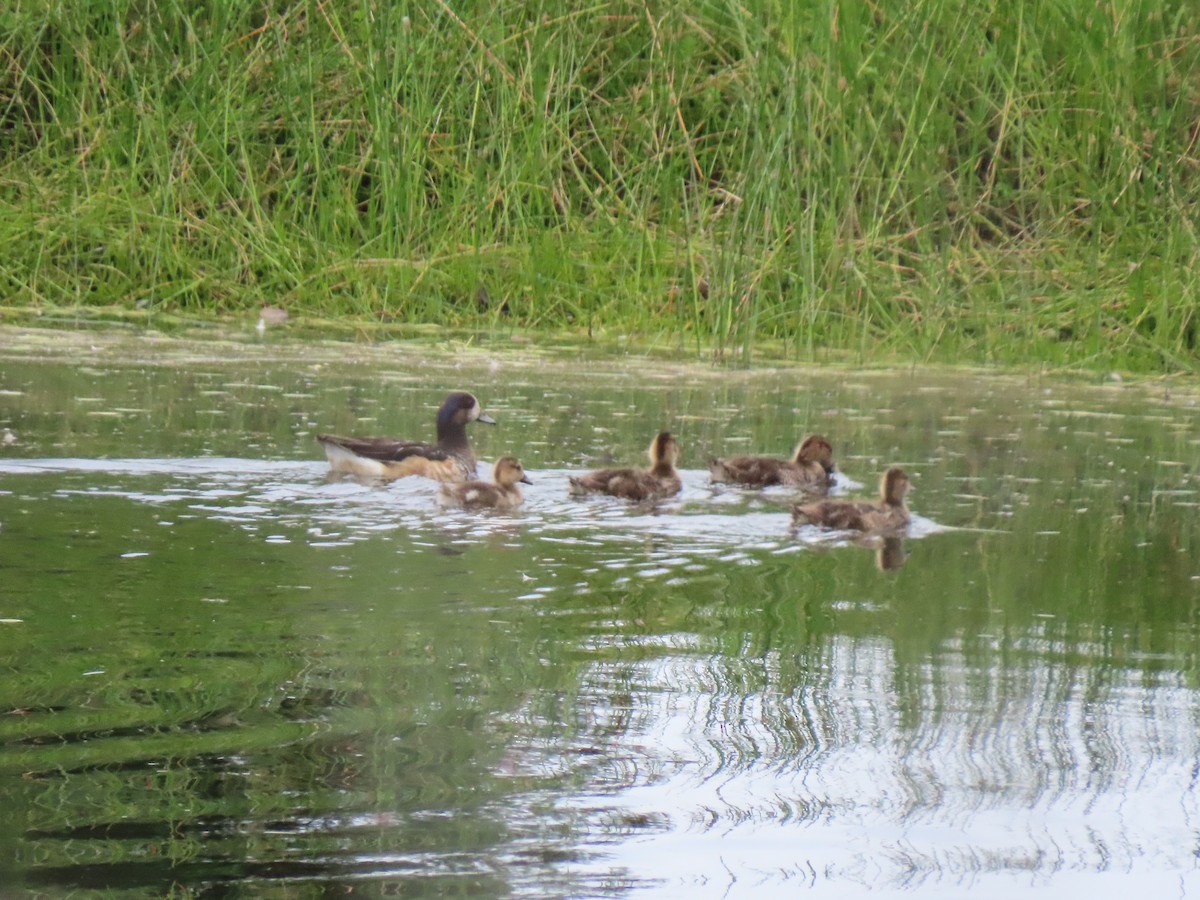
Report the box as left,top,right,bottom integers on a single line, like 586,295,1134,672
317,391,495,482
792,467,911,532
568,431,682,502
709,434,835,488
438,456,531,511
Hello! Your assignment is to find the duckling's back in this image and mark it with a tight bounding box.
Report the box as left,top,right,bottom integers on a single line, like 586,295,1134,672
439,481,522,510
569,467,681,501
709,455,828,487
793,498,908,532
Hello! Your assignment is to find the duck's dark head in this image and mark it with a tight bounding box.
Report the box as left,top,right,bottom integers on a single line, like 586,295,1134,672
881,467,911,506
437,392,496,432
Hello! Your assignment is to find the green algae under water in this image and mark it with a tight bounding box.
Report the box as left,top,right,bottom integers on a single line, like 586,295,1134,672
1,327,1199,899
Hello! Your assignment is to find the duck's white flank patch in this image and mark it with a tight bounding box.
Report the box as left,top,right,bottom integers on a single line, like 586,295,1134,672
321,442,386,477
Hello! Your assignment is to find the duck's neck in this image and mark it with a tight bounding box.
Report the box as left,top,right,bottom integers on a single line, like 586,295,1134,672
436,416,470,454
650,460,676,477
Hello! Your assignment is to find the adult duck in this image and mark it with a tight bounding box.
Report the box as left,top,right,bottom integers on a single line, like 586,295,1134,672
709,434,835,488
568,431,682,502
792,467,911,532
317,391,494,482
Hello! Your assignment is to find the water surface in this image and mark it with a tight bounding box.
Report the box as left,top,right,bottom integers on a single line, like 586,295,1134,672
1,327,1198,898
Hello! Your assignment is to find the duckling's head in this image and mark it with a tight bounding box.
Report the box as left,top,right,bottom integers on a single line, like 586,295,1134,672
439,392,497,428
796,434,834,472
493,456,532,487
648,431,680,468
880,467,911,505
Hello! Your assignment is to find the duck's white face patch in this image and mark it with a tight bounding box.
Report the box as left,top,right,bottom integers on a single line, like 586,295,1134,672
469,400,482,421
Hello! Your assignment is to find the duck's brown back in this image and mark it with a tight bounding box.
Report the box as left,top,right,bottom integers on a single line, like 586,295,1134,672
318,434,476,482
793,498,908,532
710,454,830,487
570,466,682,501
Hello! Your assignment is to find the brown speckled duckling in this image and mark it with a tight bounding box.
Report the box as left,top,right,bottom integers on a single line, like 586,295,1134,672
438,456,531,511
317,391,495,482
709,434,835,488
569,431,682,502
792,467,911,532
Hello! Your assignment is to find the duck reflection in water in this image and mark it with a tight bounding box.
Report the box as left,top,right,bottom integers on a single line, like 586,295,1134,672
870,535,907,571
800,534,908,572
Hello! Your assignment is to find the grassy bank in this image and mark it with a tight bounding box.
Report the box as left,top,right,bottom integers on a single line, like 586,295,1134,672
2,0,1199,370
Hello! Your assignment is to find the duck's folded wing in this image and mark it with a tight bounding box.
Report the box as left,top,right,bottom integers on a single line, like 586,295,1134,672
794,499,871,530
443,482,504,509
570,468,677,501
318,435,451,462
711,455,784,486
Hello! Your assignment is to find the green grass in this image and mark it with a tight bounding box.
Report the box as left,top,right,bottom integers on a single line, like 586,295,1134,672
1,0,1199,371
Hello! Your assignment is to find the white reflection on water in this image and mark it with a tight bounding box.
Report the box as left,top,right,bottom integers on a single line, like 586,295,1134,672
535,639,1200,899
0,458,944,559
